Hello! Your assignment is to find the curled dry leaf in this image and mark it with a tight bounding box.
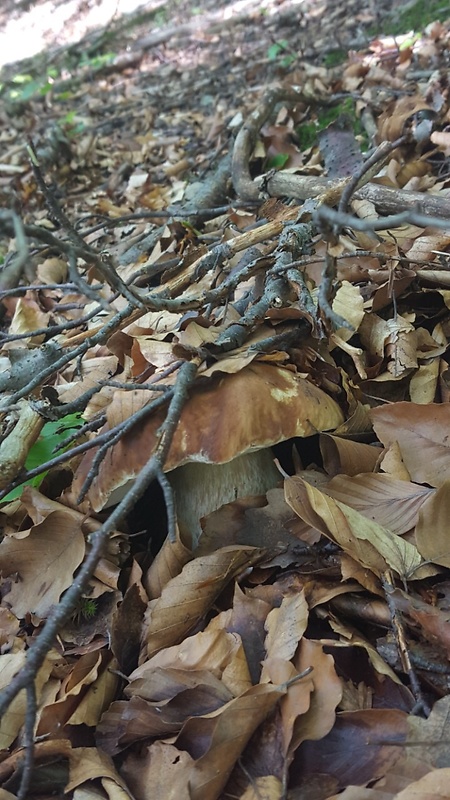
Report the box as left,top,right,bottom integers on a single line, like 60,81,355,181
143,546,269,659
284,476,427,580
324,473,433,535
176,683,286,800
66,746,132,796
0,649,58,749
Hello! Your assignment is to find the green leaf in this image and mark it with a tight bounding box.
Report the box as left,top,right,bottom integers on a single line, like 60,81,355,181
2,413,83,502
266,153,289,170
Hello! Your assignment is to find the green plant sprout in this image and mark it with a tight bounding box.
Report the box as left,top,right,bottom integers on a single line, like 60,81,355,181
71,597,98,625
267,40,297,68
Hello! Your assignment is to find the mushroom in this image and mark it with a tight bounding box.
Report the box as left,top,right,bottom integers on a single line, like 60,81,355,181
72,362,344,547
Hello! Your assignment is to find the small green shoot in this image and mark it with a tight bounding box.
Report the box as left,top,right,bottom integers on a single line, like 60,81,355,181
71,597,98,625
267,40,296,68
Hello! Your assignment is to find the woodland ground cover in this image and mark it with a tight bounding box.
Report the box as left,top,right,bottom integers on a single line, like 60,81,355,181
2,0,450,797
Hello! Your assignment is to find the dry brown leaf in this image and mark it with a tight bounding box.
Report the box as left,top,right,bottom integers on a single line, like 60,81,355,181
96,694,186,755
66,747,132,796
379,442,411,482
223,583,273,685
291,708,408,789
394,768,450,799
327,616,403,685
176,683,286,800
262,657,313,756
143,546,268,658
0,649,57,749
133,626,251,697
320,434,381,477
121,741,194,800
324,473,433,535
285,477,425,579
289,638,342,752
409,360,440,404
37,651,116,736
241,775,284,799
263,590,309,669
0,510,85,618
371,403,450,487
143,528,192,600
415,481,450,567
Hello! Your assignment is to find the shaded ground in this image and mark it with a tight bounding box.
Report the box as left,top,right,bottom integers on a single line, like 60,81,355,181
3,0,450,798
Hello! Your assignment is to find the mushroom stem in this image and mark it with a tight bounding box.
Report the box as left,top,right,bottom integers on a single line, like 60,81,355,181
169,448,280,547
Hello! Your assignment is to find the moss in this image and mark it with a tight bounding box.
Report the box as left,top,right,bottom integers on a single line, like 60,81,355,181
369,0,450,36
296,97,368,151
323,49,348,68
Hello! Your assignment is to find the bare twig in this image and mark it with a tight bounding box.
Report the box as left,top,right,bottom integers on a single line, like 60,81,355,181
0,359,199,722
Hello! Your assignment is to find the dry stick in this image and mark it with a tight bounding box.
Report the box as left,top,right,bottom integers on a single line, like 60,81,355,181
17,683,36,800
337,137,407,215
27,139,146,311
381,572,430,717
0,302,135,411
0,358,199,723
0,211,29,292
316,204,450,233
0,282,86,298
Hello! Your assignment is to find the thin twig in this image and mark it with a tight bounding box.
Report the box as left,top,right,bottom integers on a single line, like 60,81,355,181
0,359,199,722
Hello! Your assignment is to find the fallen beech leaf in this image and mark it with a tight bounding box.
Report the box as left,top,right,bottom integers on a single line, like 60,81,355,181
241,775,284,799
96,695,183,755
143,528,192,600
0,510,85,617
121,741,194,800
225,583,273,685
289,638,342,751
263,590,309,666
143,546,268,658
262,657,313,755
320,434,381,477
285,477,425,580
394,767,450,799
66,746,132,795
37,651,116,736
415,481,450,567
133,627,251,697
371,403,450,488
324,473,432,535
291,708,408,789
327,616,402,685
0,650,57,749
176,683,286,800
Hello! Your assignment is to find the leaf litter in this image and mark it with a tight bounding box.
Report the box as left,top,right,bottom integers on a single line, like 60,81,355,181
2,0,450,797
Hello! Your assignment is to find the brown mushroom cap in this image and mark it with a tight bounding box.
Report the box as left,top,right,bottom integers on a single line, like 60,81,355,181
73,362,345,512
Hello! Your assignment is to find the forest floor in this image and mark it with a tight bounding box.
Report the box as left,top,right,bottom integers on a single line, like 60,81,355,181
2,0,450,799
